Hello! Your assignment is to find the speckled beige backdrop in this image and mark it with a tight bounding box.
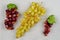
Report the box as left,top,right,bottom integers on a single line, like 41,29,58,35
0,0,60,40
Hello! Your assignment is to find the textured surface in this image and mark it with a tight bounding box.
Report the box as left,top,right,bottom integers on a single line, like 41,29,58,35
0,0,60,40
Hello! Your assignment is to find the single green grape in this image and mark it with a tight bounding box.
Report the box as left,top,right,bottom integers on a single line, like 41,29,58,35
7,3,17,10
47,15,55,24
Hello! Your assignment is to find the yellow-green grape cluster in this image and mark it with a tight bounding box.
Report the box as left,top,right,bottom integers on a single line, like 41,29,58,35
16,2,46,38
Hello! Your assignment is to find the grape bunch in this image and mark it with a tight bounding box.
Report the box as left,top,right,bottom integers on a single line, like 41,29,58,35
16,2,46,38
4,3,19,30
43,15,55,36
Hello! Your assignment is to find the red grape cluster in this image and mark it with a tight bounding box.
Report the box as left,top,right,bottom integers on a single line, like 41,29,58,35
4,8,19,30
43,20,52,36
